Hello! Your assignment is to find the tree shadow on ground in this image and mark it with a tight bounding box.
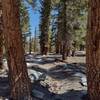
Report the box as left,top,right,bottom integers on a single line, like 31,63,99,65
0,77,88,100
26,59,57,65
26,54,62,65
32,81,88,100
0,77,10,98
0,74,88,100
29,63,86,80
48,63,86,80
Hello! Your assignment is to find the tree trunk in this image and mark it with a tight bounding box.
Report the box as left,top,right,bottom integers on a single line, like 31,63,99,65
61,0,68,60
0,0,3,69
66,48,71,57
56,8,62,54
86,0,100,99
2,0,32,99
62,42,67,60
55,41,61,54
29,32,32,54
40,0,51,55
34,28,37,52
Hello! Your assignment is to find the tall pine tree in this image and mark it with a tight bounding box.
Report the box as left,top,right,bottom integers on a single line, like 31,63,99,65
40,0,52,55
0,0,3,69
87,0,100,99
2,0,32,99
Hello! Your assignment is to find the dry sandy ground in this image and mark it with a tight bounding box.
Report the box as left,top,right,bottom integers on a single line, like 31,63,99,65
30,55,87,100
0,55,87,100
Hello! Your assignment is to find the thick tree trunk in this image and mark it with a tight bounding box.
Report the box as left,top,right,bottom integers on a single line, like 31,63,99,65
2,0,32,100
0,0,3,69
86,0,100,99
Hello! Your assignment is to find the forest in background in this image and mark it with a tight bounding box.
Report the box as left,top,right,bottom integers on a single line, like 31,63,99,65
17,0,88,59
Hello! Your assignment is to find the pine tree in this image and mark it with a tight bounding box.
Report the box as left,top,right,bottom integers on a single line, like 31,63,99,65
0,0,3,69
40,0,52,55
56,3,63,54
2,0,32,99
87,0,100,99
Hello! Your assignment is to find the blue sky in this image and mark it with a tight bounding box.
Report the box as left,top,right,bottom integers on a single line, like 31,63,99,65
26,0,41,37
28,6,40,36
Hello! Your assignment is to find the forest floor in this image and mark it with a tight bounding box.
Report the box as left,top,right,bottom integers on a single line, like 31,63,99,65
0,52,88,100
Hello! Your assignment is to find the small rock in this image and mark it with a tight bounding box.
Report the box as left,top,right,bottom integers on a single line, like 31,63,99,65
80,77,87,86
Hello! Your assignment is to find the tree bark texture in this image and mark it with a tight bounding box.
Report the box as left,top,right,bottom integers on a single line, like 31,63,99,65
2,0,32,99
86,0,100,99
0,0,3,69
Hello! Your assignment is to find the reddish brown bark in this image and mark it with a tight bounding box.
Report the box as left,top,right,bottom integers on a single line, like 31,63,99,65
86,0,100,99
0,0,3,69
2,0,32,99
